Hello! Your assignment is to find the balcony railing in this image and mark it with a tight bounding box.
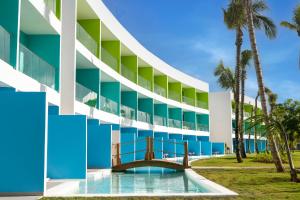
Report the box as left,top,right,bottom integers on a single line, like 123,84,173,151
44,0,57,16
154,115,167,126
0,25,10,63
100,95,119,115
19,44,55,89
138,110,151,124
154,83,166,97
197,123,209,132
168,118,181,128
121,64,135,82
197,100,208,109
121,104,135,120
138,75,151,91
244,112,251,118
169,90,181,102
183,96,194,106
183,121,195,130
76,22,98,56
101,47,118,71
76,83,97,108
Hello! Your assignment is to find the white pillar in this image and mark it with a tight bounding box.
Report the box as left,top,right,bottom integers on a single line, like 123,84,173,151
59,0,77,114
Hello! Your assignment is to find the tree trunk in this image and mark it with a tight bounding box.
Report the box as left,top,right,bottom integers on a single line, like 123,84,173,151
234,27,243,163
244,0,284,172
240,65,247,158
254,93,260,154
248,107,253,154
280,124,298,182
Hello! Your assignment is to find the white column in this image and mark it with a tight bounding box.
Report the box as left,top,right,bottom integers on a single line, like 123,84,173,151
59,0,77,114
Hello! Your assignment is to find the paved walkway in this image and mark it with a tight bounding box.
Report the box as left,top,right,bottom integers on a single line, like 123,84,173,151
192,166,275,169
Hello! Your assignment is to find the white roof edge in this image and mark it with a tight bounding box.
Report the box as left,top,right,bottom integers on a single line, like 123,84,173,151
86,0,209,92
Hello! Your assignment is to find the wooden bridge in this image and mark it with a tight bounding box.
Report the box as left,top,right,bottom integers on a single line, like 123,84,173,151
112,137,190,172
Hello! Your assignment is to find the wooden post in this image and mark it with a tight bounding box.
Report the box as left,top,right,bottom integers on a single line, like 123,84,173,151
113,143,121,166
183,142,189,168
145,137,154,161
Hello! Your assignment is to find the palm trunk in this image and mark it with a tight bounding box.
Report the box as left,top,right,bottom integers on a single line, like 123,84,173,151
240,67,247,158
244,0,284,172
280,124,298,182
248,107,253,154
254,93,260,154
234,27,243,163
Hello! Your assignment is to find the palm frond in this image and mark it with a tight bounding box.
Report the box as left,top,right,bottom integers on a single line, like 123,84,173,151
252,0,268,13
280,21,297,30
254,15,277,39
214,61,235,90
293,5,300,28
241,50,253,68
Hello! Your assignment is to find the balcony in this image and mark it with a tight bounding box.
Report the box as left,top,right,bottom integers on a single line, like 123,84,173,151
168,118,181,128
101,47,118,71
76,83,97,108
197,123,209,132
137,110,151,124
154,115,167,126
121,104,135,120
76,22,97,56
138,75,151,91
154,83,166,97
183,96,194,106
183,121,195,130
19,44,56,89
44,0,58,18
100,95,119,115
168,90,181,102
244,112,251,118
197,100,208,109
121,64,135,82
0,25,10,63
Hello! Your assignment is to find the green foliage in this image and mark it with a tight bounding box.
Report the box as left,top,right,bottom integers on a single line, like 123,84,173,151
281,4,300,36
214,61,235,91
253,152,288,164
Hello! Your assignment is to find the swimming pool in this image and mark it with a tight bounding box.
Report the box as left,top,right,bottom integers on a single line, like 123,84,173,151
46,167,237,197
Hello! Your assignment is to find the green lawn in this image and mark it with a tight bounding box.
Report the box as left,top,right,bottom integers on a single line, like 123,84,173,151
192,152,300,168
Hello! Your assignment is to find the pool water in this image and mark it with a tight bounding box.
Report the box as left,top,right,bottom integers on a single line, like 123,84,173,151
74,167,218,195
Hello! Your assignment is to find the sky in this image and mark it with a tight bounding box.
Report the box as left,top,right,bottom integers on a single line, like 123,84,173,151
102,0,300,102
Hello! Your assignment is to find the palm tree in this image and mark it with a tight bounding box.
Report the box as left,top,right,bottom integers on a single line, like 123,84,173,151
254,92,260,154
239,50,253,158
281,5,300,36
281,5,300,69
244,0,285,172
214,61,243,161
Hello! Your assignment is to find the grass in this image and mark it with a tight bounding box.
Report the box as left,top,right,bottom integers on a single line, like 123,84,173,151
192,151,300,168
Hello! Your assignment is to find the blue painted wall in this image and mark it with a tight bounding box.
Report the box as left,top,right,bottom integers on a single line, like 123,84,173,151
138,98,154,124
183,135,197,141
169,134,183,140
212,143,225,155
48,105,59,115
201,141,212,156
0,0,19,67
48,115,87,179
120,128,137,163
168,108,182,128
165,139,176,158
0,91,46,194
176,139,185,157
197,114,210,131
183,111,196,124
138,130,154,138
197,136,209,142
154,137,163,159
101,82,120,114
154,104,168,117
87,120,112,169
154,132,169,140
188,141,201,156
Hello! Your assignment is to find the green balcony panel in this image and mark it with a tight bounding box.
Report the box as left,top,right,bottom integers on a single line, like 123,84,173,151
19,44,56,89
196,92,209,109
138,67,153,91
196,114,209,132
168,82,182,102
121,91,138,120
44,0,61,19
0,0,19,67
154,75,168,97
168,107,182,128
101,41,120,72
182,88,196,106
101,82,120,115
0,25,10,63
76,82,98,108
19,32,60,91
121,56,138,83
138,98,153,124
76,68,100,108
77,20,99,57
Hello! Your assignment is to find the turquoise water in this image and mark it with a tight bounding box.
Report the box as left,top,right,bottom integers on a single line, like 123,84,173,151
76,167,218,194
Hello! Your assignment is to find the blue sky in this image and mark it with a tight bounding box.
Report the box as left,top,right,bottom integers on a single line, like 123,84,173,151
103,0,300,102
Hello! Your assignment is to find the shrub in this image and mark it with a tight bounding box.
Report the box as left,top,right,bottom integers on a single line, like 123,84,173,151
252,152,288,163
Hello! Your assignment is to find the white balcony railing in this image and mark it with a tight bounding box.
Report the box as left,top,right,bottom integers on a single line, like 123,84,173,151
100,95,119,115
183,121,195,130
0,25,10,63
154,115,167,126
168,118,181,128
138,75,151,91
76,83,98,107
121,104,135,120
77,22,98,56
154,83,166,97
138,110,151,124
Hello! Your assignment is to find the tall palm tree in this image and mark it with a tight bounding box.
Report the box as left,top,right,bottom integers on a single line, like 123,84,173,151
281,5,300,69
214,61,243,161
239,50,253,158
281,5,300,36
244,0,284,172
254,92,260,154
